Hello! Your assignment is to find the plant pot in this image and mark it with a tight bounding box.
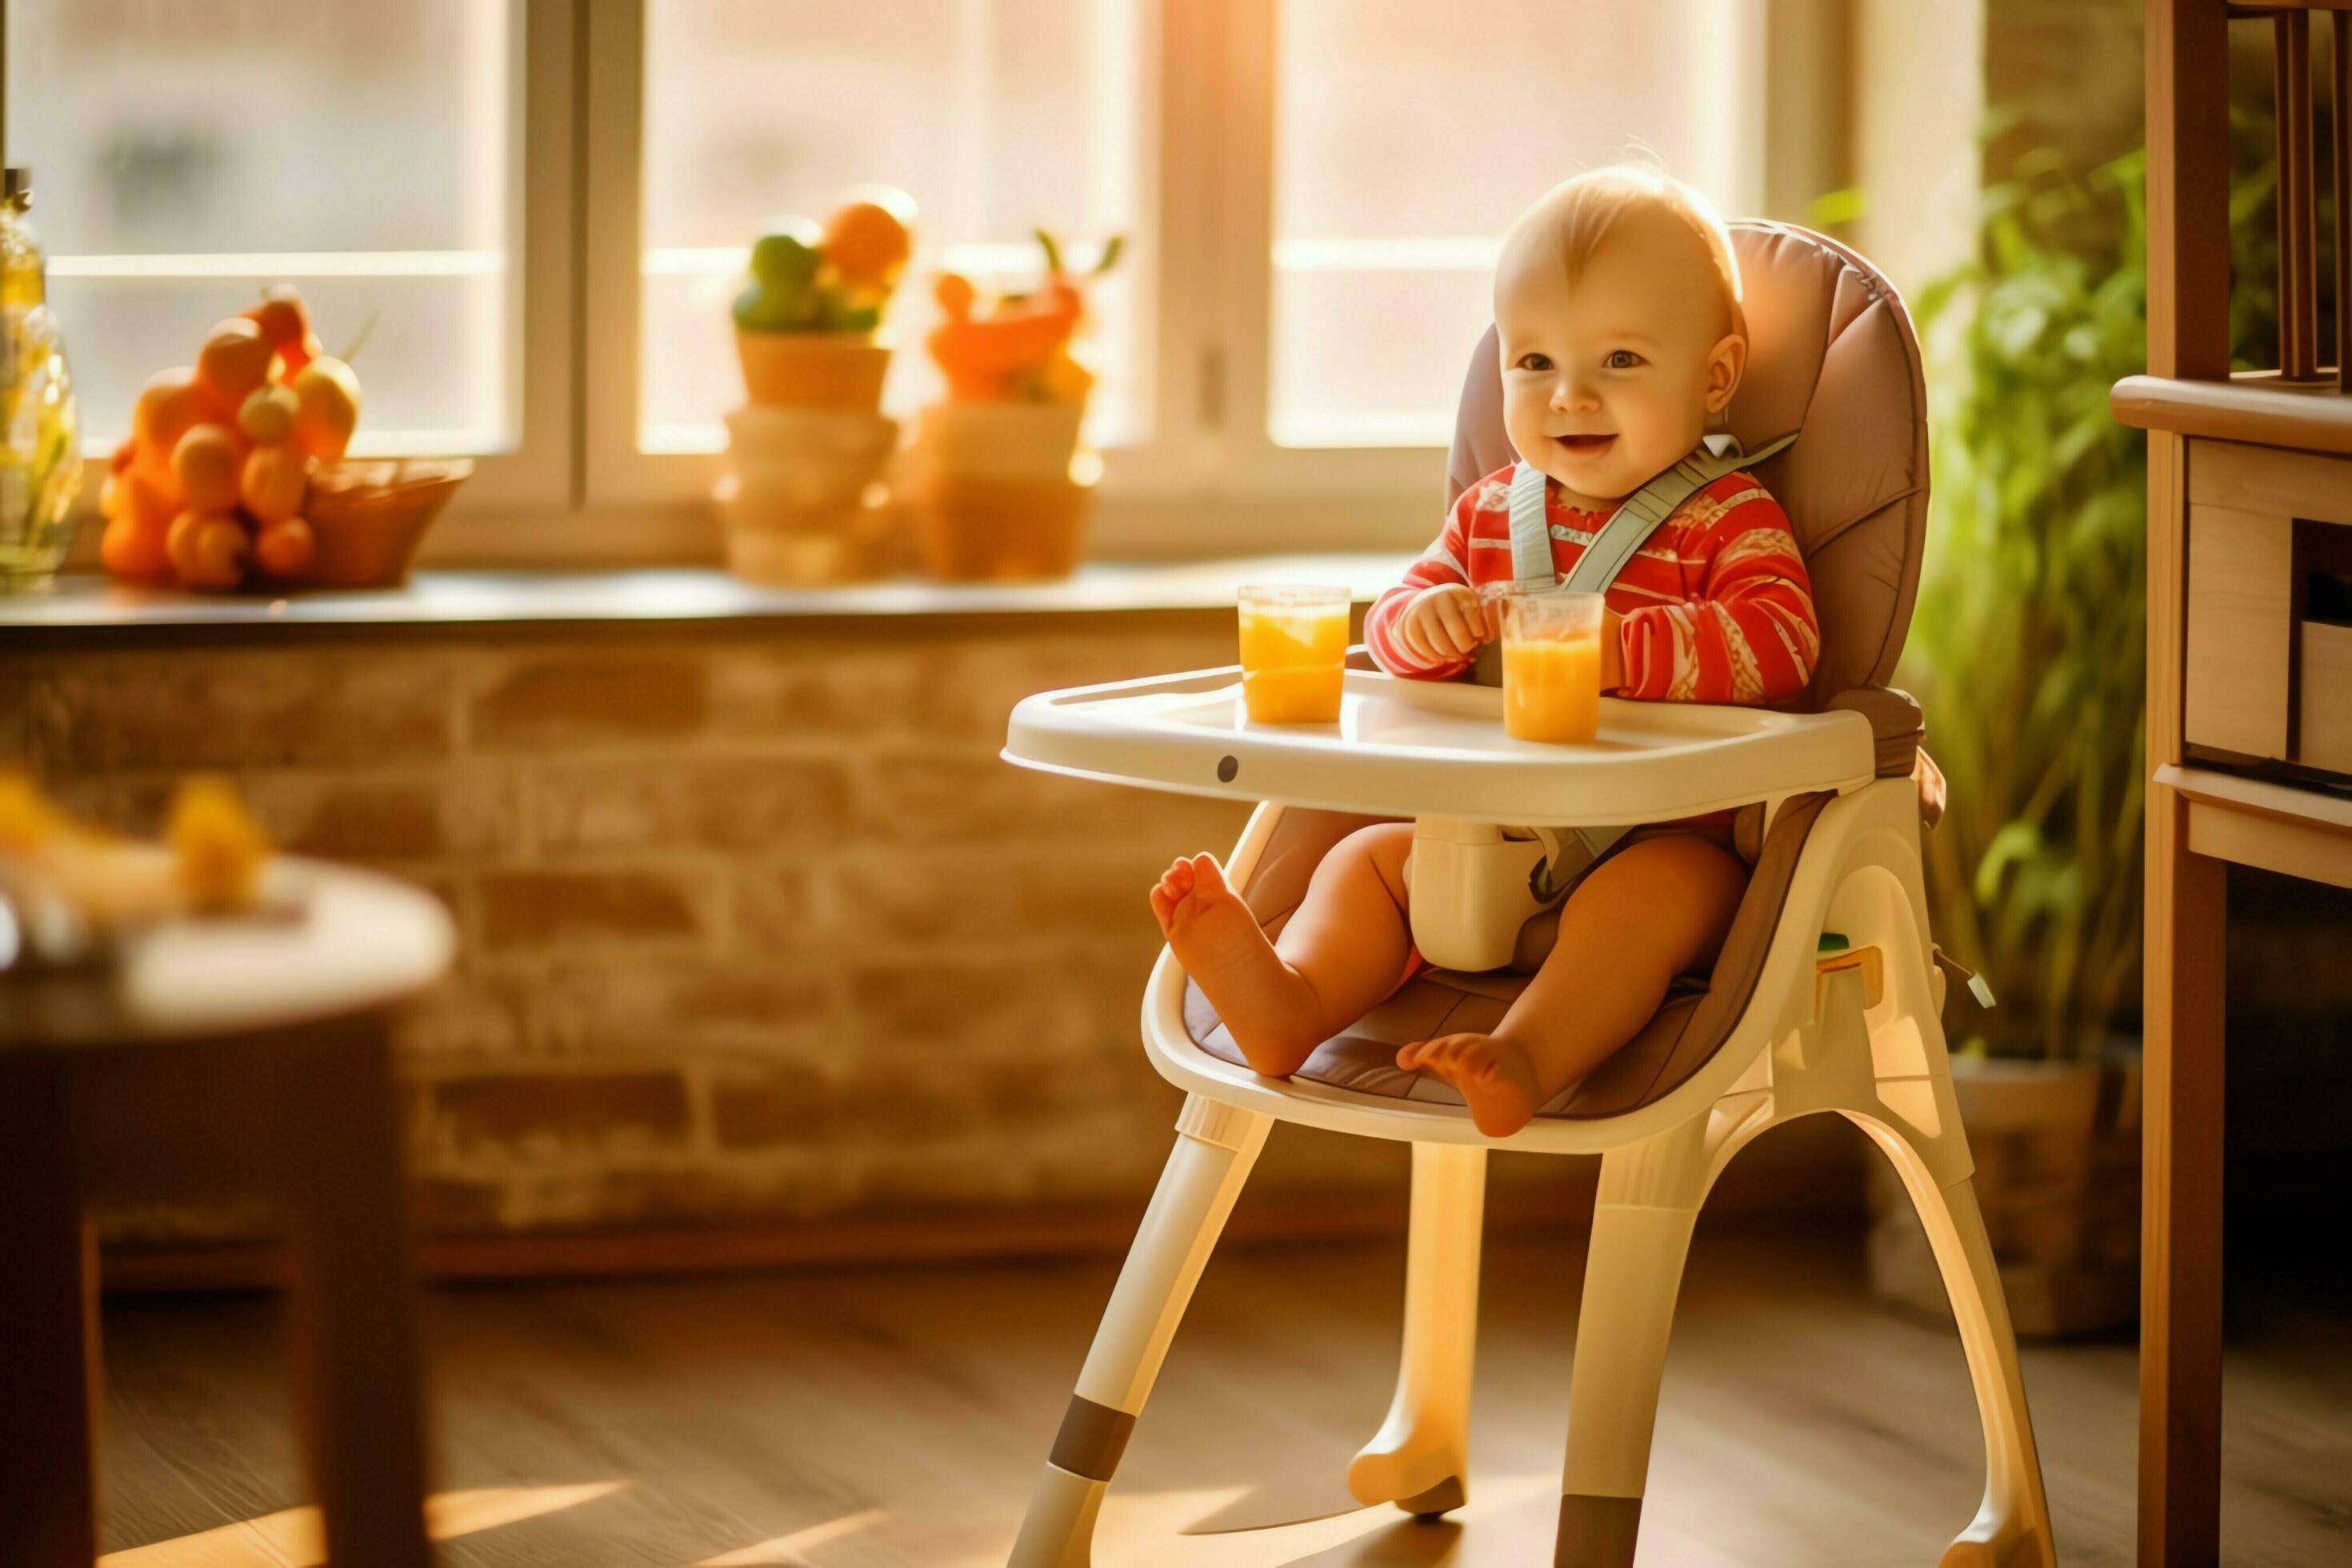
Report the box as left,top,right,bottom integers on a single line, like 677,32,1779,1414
298,458,473,587
734,330,891,410
1866,1041,2142,1338
908,472,1093,582
722,406,898,513
909,398,1084,483
718,486,906,587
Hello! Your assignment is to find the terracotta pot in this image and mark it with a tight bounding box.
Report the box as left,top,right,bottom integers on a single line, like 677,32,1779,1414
735,331,891,410
909,472,1093,582
1866,1042,2142,1338
298,458,473,587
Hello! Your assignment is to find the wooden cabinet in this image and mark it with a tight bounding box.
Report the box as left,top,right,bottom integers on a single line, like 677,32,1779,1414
2178,438,2352,772
2115,4,2352,1562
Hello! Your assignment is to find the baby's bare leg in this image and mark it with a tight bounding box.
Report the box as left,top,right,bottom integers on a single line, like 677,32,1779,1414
1152,822,1416,1077
1399,833,1747,1136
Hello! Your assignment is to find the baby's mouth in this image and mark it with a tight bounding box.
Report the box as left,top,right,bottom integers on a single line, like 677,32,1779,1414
1553,433,1617,457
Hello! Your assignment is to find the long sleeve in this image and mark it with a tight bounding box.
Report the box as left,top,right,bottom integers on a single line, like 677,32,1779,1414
1363,485,1483,680
1616,484,1818,703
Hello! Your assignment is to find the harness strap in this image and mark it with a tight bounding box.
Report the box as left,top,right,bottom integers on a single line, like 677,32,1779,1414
1502,429,1799,598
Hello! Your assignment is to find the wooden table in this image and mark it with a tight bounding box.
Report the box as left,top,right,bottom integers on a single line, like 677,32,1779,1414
2125,5,2352,1560
0,859,454,1566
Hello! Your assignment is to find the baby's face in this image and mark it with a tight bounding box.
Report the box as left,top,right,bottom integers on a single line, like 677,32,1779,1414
1494,210,1745,502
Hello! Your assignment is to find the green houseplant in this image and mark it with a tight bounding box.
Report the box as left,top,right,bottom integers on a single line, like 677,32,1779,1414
1901,146,2151,1066
1871,130,2284,1335
1874,148,2154,1337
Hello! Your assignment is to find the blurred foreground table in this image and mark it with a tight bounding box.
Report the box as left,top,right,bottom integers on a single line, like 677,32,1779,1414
0,860,454,1566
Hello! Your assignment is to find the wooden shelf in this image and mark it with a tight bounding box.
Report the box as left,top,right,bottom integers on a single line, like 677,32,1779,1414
2110,373,2352,452
2157,762,2352,888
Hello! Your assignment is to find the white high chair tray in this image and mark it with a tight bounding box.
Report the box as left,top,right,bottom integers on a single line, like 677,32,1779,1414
1004,665,1876,826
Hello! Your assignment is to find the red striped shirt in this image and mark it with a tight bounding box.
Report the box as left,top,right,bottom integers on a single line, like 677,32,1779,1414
1364,465,1819,704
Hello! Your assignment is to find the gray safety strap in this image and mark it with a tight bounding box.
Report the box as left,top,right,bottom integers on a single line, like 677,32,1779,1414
1503,429,1799,598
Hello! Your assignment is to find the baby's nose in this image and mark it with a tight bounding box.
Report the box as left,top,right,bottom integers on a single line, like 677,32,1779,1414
1550,378,1599,411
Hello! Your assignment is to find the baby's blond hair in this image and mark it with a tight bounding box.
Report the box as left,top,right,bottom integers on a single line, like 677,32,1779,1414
1506,166,1746,342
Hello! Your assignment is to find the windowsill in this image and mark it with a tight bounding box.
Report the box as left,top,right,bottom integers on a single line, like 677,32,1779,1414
0,555,1414,645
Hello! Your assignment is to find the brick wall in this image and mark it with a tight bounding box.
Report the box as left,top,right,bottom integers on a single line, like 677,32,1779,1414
6,610,1452,1246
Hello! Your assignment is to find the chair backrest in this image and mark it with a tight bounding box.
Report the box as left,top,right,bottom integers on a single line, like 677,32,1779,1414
1444,221,1929,709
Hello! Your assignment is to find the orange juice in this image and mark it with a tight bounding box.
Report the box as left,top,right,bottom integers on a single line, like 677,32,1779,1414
1502,632,1602,742
1238,594,1346,723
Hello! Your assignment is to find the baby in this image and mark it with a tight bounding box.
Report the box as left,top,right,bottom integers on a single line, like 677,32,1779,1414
1152,168,1820,1138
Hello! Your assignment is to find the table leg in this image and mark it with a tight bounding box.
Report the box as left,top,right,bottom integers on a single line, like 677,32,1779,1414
278,1015,434,1568
2141,787,2226,1566
0,1057,101,1566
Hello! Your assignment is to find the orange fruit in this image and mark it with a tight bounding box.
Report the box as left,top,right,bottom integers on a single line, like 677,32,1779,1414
107,463,179,535
194,318,274,414
290,356,361,462
172,424,244,514
238,383,299,445
166,511,250,590
253,515,316,580
240,442,310,522
822,186,916,287
132,368,207,471
101,511,173,580
242,284,310,351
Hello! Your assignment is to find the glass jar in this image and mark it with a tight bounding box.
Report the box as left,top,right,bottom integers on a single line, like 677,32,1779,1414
0,166,82,587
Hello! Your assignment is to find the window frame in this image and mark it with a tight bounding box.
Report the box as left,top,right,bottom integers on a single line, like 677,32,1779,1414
20,0,1831,570
2,0,575,550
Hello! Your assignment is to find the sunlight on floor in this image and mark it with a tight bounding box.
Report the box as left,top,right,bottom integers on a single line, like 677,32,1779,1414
696,1507,890,1566
96,1481,628,1566
938,1472,1568,1567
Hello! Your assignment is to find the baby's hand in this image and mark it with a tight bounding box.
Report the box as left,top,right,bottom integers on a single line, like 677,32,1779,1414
1396,584,1489,666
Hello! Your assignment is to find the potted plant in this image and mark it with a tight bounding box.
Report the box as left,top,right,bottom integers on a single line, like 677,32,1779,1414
902,229,1121,581
1874,148,2154,1338
719,187,917,586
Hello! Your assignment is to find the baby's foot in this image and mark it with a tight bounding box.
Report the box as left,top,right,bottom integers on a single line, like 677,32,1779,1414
1396,1034,1547,1138
1151,853,1325,1077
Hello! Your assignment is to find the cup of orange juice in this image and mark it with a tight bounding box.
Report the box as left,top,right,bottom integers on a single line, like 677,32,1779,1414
1238,584,1348,723
1494,586,1606,742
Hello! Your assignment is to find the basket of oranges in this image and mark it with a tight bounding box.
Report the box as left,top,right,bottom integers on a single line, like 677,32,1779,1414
97,286,466,591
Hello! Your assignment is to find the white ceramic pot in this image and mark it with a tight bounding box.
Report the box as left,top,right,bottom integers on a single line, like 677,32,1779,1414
908,399,1085,485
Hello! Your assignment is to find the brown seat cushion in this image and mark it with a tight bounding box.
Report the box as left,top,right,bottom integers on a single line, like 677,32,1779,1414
1182,793,1832,1120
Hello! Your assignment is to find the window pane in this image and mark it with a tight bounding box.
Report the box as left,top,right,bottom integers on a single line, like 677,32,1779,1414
640,0,1150,454
1271,1,1764,447
3,0,521,456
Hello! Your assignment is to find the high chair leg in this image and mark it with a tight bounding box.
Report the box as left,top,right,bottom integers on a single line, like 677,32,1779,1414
1851,1114,2057,1568
1554,1118,1713,1568
1349,1141,1486,1517
1009,1094,1270,1568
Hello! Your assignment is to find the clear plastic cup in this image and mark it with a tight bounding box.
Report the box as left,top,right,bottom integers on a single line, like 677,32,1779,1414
1238,584,1348,723
1492,586,1606,742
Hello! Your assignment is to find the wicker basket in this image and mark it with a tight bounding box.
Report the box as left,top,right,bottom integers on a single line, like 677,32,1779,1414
301,459,473,587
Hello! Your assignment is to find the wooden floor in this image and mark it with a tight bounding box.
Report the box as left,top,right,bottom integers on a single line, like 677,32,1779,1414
90,1226,2351,1566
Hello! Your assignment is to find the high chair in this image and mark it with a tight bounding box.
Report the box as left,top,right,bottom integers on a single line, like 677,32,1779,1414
1002,223,2054,1567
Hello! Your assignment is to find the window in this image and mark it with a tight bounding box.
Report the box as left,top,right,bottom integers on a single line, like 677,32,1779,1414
3,1,526,460
636,0,1150,455
9,0,1784,560
1267,1,1765,448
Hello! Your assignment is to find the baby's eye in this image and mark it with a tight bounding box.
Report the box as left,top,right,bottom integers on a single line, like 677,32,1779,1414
1604,349,1645,370
1515,352,1554,373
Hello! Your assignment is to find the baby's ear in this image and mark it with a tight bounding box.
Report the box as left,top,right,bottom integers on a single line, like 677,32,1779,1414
1706,331,1748,410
